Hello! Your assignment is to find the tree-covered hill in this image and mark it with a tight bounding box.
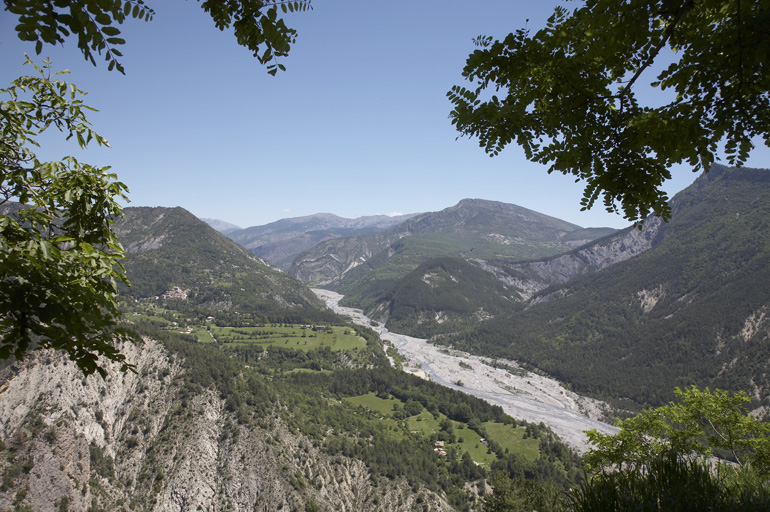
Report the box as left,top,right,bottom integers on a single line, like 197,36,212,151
440,165,770,407
368,215,663,336
114,206,333,323
289,199,616,311
368,256,527,338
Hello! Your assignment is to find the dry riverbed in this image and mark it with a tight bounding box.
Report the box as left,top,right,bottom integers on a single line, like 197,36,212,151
313,289,618,453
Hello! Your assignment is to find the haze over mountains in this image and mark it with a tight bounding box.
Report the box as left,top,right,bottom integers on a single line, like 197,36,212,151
222,212,419,270
200,217,242,235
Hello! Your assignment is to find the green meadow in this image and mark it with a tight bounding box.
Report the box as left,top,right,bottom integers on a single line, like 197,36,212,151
345,392,540,466
209,324,366,352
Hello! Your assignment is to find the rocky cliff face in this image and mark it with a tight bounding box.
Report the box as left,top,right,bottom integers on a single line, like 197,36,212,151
472,215,664,302
0,341,451,512
288,230,406,286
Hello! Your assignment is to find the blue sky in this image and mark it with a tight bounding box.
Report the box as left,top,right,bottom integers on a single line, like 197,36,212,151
2,0,768,229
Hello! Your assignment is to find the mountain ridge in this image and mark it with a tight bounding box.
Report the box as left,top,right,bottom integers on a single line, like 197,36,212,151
226,212,420,269
288,198,617,311
200,217,242,234
113,206,332,321
429,165,770,406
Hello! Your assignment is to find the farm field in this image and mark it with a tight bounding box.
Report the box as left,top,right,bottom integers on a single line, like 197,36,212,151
126,303,367,351
209,324,366,352
345,392,539,466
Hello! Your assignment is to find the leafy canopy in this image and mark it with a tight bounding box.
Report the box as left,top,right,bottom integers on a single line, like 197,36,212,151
1,0,311,376
448,0,770,224
577,386,770,510
4,0,312,75
1,58,134,377
585,386,770,473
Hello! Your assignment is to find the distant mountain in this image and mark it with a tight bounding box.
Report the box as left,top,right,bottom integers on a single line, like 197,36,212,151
0,204,582,511
433,165,770,406
227,212,419,269
289,199,617,310
114,207,331,321
200,217,242,234
368,217,662,337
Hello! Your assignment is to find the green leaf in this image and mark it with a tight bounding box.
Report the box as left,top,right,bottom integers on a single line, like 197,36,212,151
94,13,112,25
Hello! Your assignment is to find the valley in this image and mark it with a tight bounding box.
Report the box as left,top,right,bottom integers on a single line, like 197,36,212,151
314,289,618,453
2,165,769,510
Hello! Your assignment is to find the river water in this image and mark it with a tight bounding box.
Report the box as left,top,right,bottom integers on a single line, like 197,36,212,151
313,289,618,453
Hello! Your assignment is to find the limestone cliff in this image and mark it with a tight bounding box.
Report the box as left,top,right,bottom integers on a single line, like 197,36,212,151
0,341,452,512
471,215,664,302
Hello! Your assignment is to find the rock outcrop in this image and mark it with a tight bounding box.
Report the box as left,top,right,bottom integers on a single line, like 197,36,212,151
0,341,452,512
471,215,664,301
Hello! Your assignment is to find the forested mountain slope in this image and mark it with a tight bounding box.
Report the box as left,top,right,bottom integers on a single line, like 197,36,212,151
0,204,582,511
114,207,333,323
367,218,664,337
289,199,616,311
439,165,770,406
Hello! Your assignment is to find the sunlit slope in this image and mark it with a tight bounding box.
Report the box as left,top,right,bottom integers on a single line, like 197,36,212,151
290,199,615,310
114,206,331,321
441,165,770,406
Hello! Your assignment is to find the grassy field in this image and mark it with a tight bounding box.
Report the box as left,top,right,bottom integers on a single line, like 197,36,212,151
345,392,400,416
127,304,366,352
454,424,497,464
406,410,441,436
191,326,216,343
482,421,540,462
209,324,366,352
345,393,541,466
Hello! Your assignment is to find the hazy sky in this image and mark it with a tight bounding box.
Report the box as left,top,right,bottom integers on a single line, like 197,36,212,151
2,1,768,229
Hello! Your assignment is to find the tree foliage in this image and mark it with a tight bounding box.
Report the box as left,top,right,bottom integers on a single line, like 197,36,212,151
576,386,770,510
585,385,770,473
573,453,770,512
4,0,312,74
484,472,569,512
1,58,134,377
448,0,770,224
573,386,770,511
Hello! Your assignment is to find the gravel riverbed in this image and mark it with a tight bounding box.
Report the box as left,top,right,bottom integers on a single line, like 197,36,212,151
313,288,618,453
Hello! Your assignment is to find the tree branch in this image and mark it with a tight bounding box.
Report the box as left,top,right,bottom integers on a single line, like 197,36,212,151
616,1,694,103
